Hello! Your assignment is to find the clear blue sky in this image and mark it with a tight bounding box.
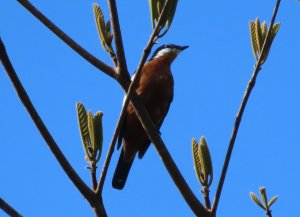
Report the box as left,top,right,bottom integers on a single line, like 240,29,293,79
1,1,300,217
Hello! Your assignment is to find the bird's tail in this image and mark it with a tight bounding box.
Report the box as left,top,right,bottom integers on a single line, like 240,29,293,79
112,149,134,190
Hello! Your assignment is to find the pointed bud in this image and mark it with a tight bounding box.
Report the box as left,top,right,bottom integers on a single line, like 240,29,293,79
192,137,213,187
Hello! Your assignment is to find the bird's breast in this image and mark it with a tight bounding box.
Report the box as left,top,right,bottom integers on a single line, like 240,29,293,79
136,62,174,123
141,68,173,101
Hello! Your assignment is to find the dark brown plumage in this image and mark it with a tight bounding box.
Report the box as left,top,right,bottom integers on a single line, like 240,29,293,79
112,44,188,189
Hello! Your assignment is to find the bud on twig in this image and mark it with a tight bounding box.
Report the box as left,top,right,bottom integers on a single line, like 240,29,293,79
77,102,103,164
249,18,280,64
93,3,114,54
250,186,278,216
192,137,213,187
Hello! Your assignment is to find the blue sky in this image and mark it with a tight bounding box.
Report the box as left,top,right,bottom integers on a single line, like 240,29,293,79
1,1,300,217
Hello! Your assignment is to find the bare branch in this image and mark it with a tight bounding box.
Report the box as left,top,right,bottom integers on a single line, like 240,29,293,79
211,0,282,214
91,162,98,191
129,93,209,216
0,198,22,217
93,198,107,217
96,104,126,195
107,0,129,78
0,38,95,204
202,187,211,210
17,0,117,79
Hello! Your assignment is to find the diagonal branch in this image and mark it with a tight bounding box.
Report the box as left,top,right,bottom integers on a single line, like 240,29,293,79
17,0,116,80
129,93,209,216
0,197,22,217
0,38,95,204
211,0,282,215
96,0,174,195
107,0,129,78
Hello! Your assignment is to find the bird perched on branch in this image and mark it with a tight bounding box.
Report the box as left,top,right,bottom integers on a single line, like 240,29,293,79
112,44,189,190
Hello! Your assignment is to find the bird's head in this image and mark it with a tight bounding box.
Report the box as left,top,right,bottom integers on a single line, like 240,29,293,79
150,44,189,64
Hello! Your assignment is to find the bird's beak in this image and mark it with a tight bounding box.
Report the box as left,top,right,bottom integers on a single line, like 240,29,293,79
179,45,189,51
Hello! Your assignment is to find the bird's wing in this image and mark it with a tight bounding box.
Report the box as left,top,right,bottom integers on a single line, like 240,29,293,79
117,96,128,150
138,92,173,159
117,71,143,151
117,112,126,150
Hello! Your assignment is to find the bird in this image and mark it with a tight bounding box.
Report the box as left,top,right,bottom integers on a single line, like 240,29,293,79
112,44,189,190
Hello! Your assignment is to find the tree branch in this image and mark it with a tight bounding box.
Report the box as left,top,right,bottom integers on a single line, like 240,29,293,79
267,210,273,217
90,162,98,191
211,0,282,215
17,0,116,80
0,198,22,217
107,0,129,78
0,38,94,204
96,0,173,196
129,93,209,216
92,198,107,217
202,187,211,210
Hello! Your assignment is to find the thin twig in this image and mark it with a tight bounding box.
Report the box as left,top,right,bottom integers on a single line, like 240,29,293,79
90,162,98,191
96,103,127,194
211,0,282,215
96,0,173,195
0,38,94,204
202,186,211,210
107,0,129,78
267,210,273,217
17,0,116,79
108,49,118,68
0,198,22,217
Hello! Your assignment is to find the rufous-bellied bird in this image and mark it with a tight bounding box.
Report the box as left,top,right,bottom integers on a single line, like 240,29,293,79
112,44,189,190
